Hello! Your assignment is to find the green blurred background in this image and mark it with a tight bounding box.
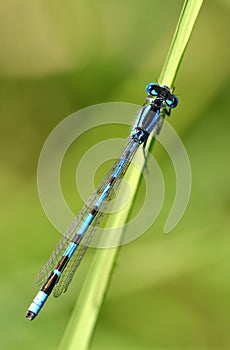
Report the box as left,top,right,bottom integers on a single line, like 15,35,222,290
1,0,230,349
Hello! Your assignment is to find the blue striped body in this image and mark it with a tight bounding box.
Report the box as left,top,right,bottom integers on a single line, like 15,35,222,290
26,155,131,320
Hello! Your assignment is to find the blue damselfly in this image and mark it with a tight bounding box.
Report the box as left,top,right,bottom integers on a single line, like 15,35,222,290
26,83,178,320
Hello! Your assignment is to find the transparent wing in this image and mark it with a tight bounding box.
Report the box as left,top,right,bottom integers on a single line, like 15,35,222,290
36,167,116,285
36,139,139,296
53,140,139,297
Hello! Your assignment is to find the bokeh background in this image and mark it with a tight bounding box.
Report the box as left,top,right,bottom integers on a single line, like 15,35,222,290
1,0,230,349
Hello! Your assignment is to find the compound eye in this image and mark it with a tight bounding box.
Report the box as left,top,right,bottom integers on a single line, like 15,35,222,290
146,82,159,96
166,95,178,108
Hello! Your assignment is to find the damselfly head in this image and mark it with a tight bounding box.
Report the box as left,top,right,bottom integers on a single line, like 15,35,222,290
146,82,178,109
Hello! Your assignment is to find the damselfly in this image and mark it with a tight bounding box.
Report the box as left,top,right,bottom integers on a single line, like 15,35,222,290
26,83,178,320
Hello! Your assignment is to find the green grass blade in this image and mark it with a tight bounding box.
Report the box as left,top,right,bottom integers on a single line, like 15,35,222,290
158,0,204,88
59,1,204,349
